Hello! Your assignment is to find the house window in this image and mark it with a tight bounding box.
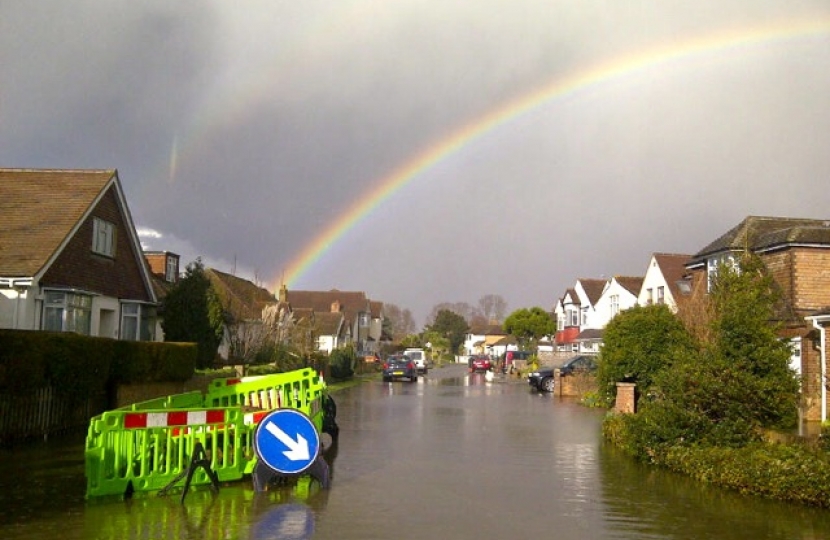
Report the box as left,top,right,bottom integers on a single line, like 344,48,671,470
567,308,579,327
43,291,92,334
646,288,653,305
581,307,588,326
165,256,178,283
557,314,565,331
707,254,736,292
657,286,665,304
121,302,155,341
92,217,116,257
359,313,369,327
610,294,620,316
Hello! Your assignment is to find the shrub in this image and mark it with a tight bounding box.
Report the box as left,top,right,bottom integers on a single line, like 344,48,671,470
596,304,696,402
329,347,355,381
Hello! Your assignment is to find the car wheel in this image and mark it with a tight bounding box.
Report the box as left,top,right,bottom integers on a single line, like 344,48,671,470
383,376,391,382
541,377,554,393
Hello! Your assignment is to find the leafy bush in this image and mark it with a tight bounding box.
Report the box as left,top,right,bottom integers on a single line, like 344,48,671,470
329,347,355,381
659,443,830,508
596,304,696,402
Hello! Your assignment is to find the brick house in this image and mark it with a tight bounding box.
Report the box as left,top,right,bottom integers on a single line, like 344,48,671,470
276,285,384,356
143,250,181,340
685,216,830,422
0,168,158,340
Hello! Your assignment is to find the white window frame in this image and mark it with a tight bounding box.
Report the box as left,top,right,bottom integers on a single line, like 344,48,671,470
657,286,665,304
92,217,116,257
43,290,92,335
165,255,178,283
567,307,579,327
120,302,154,341
610,294,620,316
707,253,737,292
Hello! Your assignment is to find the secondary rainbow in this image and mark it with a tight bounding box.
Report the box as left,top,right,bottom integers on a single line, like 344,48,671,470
277,18,830,290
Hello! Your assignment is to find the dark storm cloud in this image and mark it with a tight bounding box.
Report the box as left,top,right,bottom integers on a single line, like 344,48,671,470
0,2,216,174
3,0,830,324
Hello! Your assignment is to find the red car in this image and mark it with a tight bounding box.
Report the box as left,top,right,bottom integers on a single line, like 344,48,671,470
469,355,492,372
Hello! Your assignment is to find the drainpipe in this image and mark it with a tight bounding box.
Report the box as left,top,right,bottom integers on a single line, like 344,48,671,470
812,318,827,422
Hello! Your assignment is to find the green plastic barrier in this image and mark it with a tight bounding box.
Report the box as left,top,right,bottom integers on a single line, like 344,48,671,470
85,368,327,499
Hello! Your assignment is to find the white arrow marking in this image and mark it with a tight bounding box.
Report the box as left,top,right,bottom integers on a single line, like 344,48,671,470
265,421,311,461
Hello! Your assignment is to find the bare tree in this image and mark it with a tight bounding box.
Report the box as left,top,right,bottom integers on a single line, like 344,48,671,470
383,303,417,340
478,294,508,323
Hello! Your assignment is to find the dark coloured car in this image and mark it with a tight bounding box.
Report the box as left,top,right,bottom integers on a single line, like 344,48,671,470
528,355,599,392
469,355,492,372
382,354,418,382
527,366,555,392
559,355,599,376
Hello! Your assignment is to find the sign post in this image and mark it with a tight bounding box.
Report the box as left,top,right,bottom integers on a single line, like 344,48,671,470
254,409,321,475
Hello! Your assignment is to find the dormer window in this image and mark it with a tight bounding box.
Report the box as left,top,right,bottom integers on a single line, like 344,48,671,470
92,217,116,257
165,255,178,283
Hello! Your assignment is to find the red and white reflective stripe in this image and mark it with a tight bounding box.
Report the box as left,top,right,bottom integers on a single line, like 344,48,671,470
123,410,226,429
244,411,268,425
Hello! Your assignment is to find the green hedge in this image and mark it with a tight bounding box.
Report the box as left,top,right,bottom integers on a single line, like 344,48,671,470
0,330,196,399
603,413,830,508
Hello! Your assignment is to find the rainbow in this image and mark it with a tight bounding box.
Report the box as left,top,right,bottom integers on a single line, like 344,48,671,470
276,18,830,290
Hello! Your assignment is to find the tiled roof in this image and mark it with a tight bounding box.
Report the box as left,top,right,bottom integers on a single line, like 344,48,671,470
206,268,276,321
615,276,644,296
285,289,370,324
575,328,604,341
579,279,607,305
653,253,692,303
469,323,507,335
691,216,830,263
0,168,116,277
315,311,344,336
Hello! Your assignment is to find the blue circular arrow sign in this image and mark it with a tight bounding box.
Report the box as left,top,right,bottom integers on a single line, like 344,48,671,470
254,409,321,474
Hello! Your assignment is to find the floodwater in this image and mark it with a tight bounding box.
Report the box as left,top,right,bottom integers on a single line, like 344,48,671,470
3,363,830,539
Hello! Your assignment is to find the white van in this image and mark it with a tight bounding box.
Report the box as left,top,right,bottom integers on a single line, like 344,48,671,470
403,348,429,375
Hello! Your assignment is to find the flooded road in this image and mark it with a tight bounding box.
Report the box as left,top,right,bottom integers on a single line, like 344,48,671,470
3,363,830,539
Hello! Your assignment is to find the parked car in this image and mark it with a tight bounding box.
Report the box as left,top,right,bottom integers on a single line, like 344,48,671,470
528,355,599,392
527,366,555,392
500,350,532,373
382,354,418,382
469,355,492,372
403,348,429,374
559,355,599,376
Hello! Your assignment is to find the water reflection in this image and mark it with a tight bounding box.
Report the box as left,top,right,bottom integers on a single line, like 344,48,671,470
599,444,830,540
81,481,328,540
6,366,830,540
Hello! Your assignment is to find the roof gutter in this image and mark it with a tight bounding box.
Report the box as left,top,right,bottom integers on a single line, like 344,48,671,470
0,277,33,288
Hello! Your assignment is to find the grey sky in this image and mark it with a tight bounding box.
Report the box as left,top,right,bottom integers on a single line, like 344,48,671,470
2,1,829,326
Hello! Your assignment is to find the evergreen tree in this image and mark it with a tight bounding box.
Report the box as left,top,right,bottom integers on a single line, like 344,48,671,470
619,252,800,456
427,309,469,354
161,259,224,369
503,307,555,349
596,304,696,402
